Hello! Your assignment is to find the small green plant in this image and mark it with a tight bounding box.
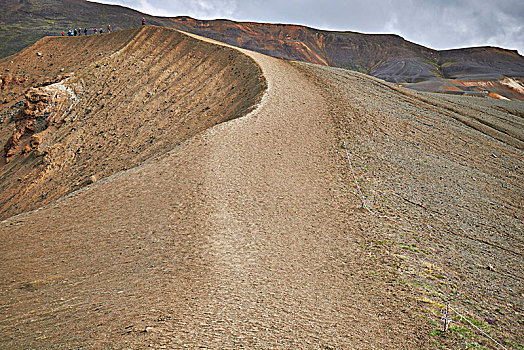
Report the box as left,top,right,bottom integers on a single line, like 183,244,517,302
401,243,419,252
430,329,443,337
432,340,447,349
464,342,489,349
404,280,427,288
506,341,524,350
448,325,472,339
461,316,487,330
8,220,23,226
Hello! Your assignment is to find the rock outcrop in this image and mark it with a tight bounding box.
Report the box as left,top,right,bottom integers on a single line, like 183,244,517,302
0,75,27,90
3,87,51,162
3,79,73,163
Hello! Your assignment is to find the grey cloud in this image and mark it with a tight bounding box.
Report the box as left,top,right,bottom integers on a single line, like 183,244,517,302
387,0,524,52
92,0,236,17
92,0,524,54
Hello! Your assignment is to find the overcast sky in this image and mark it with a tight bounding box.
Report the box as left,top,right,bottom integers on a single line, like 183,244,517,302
91,0,524,54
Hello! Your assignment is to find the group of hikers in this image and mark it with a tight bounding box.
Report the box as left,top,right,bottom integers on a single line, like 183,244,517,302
61,18,147,37
61,25,111,37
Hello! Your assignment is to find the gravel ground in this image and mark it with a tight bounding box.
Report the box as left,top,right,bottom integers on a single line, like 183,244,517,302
0,30,522,349
1,33,433,349
297,62,524,349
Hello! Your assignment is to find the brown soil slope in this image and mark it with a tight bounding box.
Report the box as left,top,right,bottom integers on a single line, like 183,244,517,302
298,63,523,348
0,26,265,220
0,31,523,349
0,36,433,349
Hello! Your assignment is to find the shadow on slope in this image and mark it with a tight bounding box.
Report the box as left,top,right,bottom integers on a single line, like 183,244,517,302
0,26,266,220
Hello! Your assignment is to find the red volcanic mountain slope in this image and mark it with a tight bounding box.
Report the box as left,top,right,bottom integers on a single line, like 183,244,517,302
169,17,524,99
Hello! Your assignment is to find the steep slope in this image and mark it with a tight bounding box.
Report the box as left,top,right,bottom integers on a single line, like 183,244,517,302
2,0,523,100
298,63,523,348
0,30,522,349
168,17,524,93
169,17,437,79
0,26,265,219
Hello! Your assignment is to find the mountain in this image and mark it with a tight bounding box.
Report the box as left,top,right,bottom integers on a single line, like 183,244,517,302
168,17,524,99
0,0,174,58
1,0,524,99
0,25,522,348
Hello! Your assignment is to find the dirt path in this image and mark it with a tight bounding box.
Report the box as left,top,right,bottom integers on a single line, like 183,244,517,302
168,51,427,347
0,33,431,348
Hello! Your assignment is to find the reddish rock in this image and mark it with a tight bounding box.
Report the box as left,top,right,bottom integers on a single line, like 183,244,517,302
0,74,27,89
3,87,52,161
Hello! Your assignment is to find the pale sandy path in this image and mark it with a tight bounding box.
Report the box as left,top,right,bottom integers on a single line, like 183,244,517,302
0,32,429,348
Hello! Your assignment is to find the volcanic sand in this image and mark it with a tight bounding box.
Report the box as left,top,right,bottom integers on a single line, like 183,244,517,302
0,30,435,348
0,27,265,220
1,28,523,349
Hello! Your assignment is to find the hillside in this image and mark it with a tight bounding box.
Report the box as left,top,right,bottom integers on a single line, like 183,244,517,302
0,0,174,58
0,26,523,349
0,26,265,219
169,17,524,100
2,0,524,100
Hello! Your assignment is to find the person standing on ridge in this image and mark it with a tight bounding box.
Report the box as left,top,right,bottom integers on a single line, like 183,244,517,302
107,24,111,32
84,28,87,36
61,31,64,36
142,17,146,25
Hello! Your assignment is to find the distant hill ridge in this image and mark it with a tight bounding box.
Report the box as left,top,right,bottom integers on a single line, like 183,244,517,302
1,0,524,98
169,17,524,80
